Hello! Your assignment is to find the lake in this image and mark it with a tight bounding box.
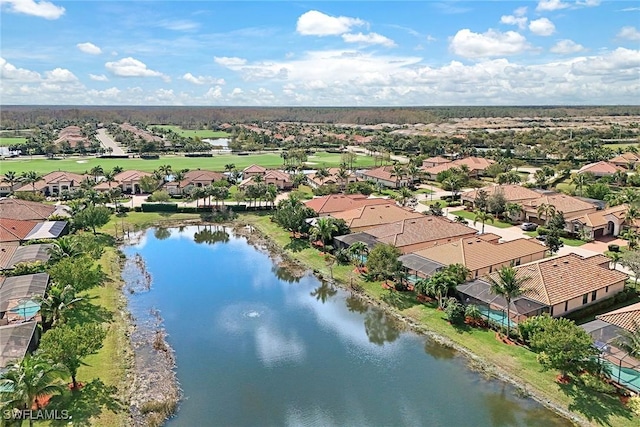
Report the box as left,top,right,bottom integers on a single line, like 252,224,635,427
124,226,572,427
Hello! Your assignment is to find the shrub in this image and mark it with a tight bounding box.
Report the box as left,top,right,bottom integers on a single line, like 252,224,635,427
628,396,640,416
537,226,549,236
14,191,45,202
445,298,466,325
579,373,616,394
608,244,620,252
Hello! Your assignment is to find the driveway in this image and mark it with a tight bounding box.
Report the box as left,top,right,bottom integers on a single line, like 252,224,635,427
96,128,126,156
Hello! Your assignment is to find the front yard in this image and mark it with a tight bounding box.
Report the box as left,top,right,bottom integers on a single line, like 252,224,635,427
523,231,587,247
452,209,514,229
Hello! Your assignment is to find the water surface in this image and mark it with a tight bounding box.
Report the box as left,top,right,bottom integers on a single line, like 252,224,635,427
124,226,572,427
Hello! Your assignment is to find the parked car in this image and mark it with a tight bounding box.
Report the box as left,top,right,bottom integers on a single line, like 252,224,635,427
521,222,538,231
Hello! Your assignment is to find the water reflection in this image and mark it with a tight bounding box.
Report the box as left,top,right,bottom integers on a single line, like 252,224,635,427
154,227,171,240
345,294,368,314
310,282,337,303
364,309,400,346
424,338,457,360
271,265,302,283
193,225,230,245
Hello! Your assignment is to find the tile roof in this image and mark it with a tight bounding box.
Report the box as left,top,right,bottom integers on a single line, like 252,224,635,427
412,237,546,272
114,170,153,182
175,170,225,187
578,161,624,175
486,253,628,306
361,166,400,182
0,199,56,220
243,164,267,173
570,204,628,227
304,194,395,214
331,204,423,230
597,302,640,332
0,219,38,243
421,156,495,175
423,156,450,164
609,152,640,164
364,215,478,247
523,194,597,216
41,171,89,184
461,184,541,203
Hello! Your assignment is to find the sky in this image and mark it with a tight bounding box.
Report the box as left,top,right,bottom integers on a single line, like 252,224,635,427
0,0,639,106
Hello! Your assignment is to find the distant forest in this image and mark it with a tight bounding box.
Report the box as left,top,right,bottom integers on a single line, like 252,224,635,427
1,105,639,129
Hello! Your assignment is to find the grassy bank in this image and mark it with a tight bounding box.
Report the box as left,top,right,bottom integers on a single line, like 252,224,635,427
242,212,638,427
151,125,230,139
100,212,201,236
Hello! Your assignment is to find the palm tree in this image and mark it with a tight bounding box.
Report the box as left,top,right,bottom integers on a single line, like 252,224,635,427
485,266,528,338
624,206,640,226
265,184,277,209
113,165,124,174
536,203,556,225
607,251,622,270
617,320,640,358
396,187,413,207
505,202,523,221
571,172,594,197
473,209,495,234
392,164,405,188
158,164,172,181
621,228,639,250
348,242,369,270
0,355,66,425
89,165,104,182
34,284,84,329
3,171,18,194
224,163,236,173
172,171,186,195
309,218,338,252
316,167,330,186
336,167,350,192
20,171,41,193
427,272,458,310
47,236,82,263
103,170,116,188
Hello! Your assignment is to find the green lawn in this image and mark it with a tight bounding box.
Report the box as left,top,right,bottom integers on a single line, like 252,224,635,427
243,213,638,427
604,143,640,150
0,137,26,146
306,151,376,168
523,230,586,247
0,151,374,175
152,125,230,139
452,209,514,229
99,212,201,236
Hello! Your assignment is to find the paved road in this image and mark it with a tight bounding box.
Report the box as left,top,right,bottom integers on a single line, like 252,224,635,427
96,128,126,156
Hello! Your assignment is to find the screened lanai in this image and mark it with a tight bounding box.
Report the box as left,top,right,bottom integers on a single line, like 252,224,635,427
0,321,38,368
398,253,444,283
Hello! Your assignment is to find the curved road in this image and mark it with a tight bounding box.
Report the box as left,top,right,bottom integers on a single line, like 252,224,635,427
96,128,126,156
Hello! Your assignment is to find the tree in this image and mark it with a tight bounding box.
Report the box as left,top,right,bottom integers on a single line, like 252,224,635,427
617,320,640,358
548,211,566,232
428,201,444,216
497,170,522,185
572,173,594,197
348,242,369,270
48,255,104,292
309,217,339,252
0,355,66,424
47,235,82,263
621,250,640,284
485,266,528,338
487,191,507,216
529,317,599,379
474,189,489,212
20,171,41,193
139,175,160,194
366,244,402,283
392,163,406,188
441,175,462,199
396,187,413,207
74,205,112,234
273,194,316,235
34,284,83,329
89,165,104,182
426,271,459,310
315,167,330,185
473,209,494,234
536,203,556,225
545,229,563,255
505,202,522,221
3,171,18,194
38,323,106,390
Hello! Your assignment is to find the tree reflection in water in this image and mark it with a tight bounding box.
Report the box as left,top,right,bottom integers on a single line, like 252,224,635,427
193,225,230,245
310,281,337,303
423,338,456,360
154,227,171,240
345,294,368,314
272,265,302,283
364,308,400,346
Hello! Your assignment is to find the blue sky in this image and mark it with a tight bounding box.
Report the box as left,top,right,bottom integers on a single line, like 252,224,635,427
1,0,639,105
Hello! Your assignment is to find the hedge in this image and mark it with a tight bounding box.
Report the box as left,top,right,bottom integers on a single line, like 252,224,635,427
141,203,178,212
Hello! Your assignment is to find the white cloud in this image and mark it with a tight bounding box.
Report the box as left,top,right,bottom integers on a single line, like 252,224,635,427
214,56,247,68
450,29,530,58
529,18,556,36
156,19,199,31
204,86,223,99
105,57,165,78
342,32,396,47
536,0,570,12
576,0,601,6
514,6,528,16
0,0,65,19
230,88,244,96
296,10,365,36
550,39,585,54
182,72,225,85
618,26,640,41
571,47,640,76
87,87,121,99
500,15,528,30
89,73,109,81
44,68,78,82
0,57,40,81
76,42,102,55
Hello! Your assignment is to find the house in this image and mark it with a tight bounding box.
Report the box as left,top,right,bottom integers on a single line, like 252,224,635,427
304,194,395,216
0,199,62,220
242,164,267,178
239,170,293,190
0,243,53,270
457,253,628,323
164,170,225,195
24,221,69,241
0,273,50,322
0,321,39,368
411,237,546,279
94,170,153,194
361,215,478,253
461,184,542,208
54,125,89,148
421,156,450,168
330,204,423,232
306,167,358,189
577,161,624,177
568,204,628,239
609,152,640,170
0,219,68,244
14,171,90,196
421,156,496,179
358,166,413,189
0,179,20,197
521,194,598,224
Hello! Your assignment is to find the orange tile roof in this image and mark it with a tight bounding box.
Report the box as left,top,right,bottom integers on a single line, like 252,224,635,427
413,237,546,272
361,166,401,182
462,184,541,203
578,161,624,175
609,152,640,164
177,170,225,187
243,164,267,173
331,204,423,230
0,219,38,243
422,156,495,175
365,215,478,247
569,204,628,227
304,194,394,215
523,194,596,216
489,253,628,306
422,156,450,164
114,170,152,182
597,302,640,332
0,199,56,220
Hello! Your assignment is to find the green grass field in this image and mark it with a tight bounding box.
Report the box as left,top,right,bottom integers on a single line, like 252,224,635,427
0,151,375,175
0,137,26,146
152,125,230,139
452,209,514,229
604,143,640,150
